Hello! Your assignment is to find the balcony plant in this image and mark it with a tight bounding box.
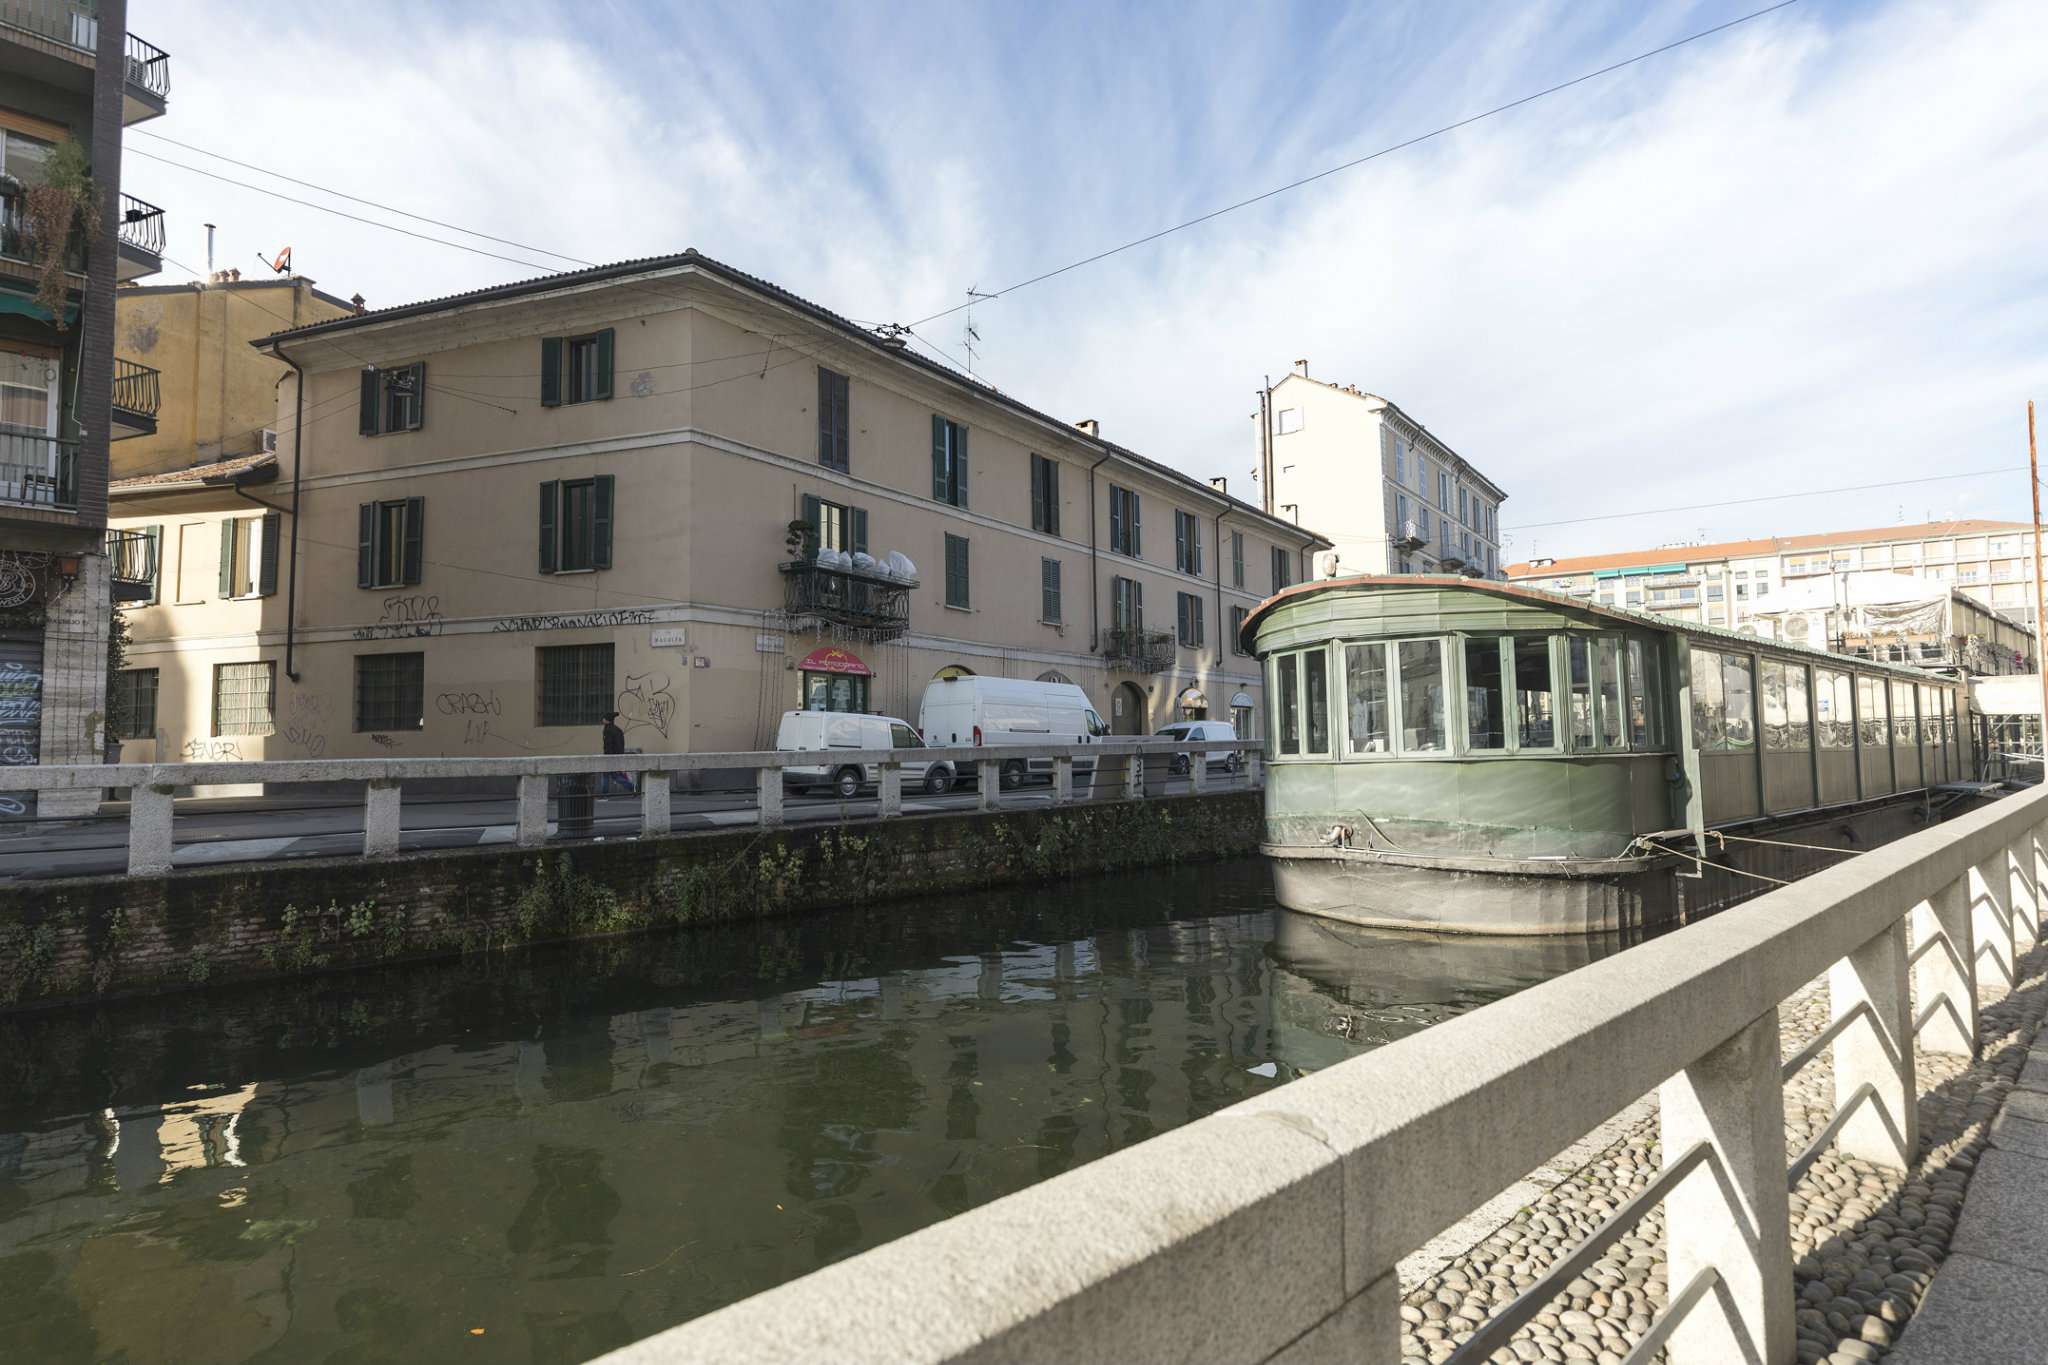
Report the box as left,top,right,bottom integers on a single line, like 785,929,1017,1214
785,519,819,563
23,137,97,329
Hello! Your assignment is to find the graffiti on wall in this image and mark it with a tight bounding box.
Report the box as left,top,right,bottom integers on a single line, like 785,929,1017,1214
183,739,244,762
615,673,675,738
435,689,502,717
489,607,656,634
352,594,444,642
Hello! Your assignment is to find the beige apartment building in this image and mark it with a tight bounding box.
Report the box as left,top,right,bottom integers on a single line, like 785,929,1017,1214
107,250,1326,766
1262,364,1506,580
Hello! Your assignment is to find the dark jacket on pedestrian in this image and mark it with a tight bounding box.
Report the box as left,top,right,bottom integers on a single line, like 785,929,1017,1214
602,716,626,756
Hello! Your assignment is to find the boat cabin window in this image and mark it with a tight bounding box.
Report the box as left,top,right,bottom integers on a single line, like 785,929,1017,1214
1513,635,1556,750
1596,638,1626,750
1892,680,1917,749
1759,660,1812,752
1464,638,1505,750
1345,643,1390,753
1567,639,1594,749
1304,650,1331,755
1277,654,1300,755
1625,640,1661,750
1398,640,1447,752
1815,668,1854,749
1691,648,1756,752
1856,676,1888,751
1921,685,1939,747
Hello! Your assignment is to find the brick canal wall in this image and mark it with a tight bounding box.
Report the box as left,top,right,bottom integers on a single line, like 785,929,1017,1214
0,792,1261,1012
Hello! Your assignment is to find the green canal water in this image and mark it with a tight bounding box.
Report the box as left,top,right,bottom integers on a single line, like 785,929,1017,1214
0,859,1647,1364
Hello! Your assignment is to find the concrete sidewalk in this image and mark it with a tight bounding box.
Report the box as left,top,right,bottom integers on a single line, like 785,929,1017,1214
1890,1029,2048,1364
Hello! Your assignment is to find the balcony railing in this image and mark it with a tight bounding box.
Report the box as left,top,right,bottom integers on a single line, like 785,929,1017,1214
106,527,156,601
0,431,77,509
1392,519,1425,551
117,193,163,256
779,558,915,642
0,1,96,49
1102,625,1175,673
111,357,159,419
0,185,86,275
123,31,168,98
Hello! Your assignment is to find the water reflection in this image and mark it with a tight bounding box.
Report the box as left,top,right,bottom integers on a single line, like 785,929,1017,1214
0,861,1655,1365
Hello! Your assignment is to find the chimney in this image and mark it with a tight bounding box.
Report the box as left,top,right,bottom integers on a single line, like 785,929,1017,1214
1209,475,1229,496
350,293,367,314
1074,418,1100,438
1293,358,1309,378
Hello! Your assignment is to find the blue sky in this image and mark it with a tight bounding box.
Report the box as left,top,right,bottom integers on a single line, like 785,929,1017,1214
133,0,2048,560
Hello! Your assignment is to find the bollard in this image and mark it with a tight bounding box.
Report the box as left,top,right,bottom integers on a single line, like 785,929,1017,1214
1658,1008,1795,1365
878,762,902,817
2009,834,2040,954
515,774,549,848
978,760,1000,812
128,782,176,876
641,771,672,838
1828,919,1916,1170
1052,755,1073,805
1969,852,2015,992
1911,875,1976,1057
758,766,784,828
363,779,402,857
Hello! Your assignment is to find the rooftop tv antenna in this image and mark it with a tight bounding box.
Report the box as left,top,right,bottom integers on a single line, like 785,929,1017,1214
962,286,995,382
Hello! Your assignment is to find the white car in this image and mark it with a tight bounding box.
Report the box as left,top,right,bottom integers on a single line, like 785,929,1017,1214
1153,720,1242,775
917,675,1106,790
774,710,956,798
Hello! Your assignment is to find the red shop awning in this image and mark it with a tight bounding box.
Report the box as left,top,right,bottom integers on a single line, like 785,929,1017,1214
796,646,871,677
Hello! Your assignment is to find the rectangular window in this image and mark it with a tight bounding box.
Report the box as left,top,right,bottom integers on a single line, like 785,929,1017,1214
1786,664,1811,751
944,533,970,608
1040,557,1061,624
1231,531,1245,588
817,367,850,471
1345,643,1390,754
931,415,968,507
1596,637,1626,749
1029,453,1060,535
1275,407,1301,435
1272,546,1291,591
1815,669,1854,749
1458,487,1468,524
1514,635,1556,750
111,668,158,741
1857,675,1888,751
1721,654,1756,751
1108,485,1140,556
799,493,867,554
353,652,425,732
540,331,615,407
1691,648,1726,749
1174,509,1202,575
218,513,280,599
1304,649,1330,755
1176,592,1204,648
538,475,615,573
537,643,613,726
1892,679,1917,749
359,362,425,435
1761,659,1790,751
356,497,424,589
1111,575,1143,632
1278,653,1300,755
1393,439,1405,483
212,661,276,737
1398,639,1446,753
1626,639,1665,749
1465,637,1505,751
1568,638,1595,749
1231,605,1250,655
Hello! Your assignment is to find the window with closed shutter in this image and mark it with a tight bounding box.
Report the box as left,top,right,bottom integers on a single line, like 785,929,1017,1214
944,533,970,608
1174,510,1201,575
818,368,850,470
1030,453,1059,535
1231,532,1244,588
1230,606,1249,656
1040,557,1061,623
1177,592,1203,648
1272,546,1292,591
1109,486,1140,556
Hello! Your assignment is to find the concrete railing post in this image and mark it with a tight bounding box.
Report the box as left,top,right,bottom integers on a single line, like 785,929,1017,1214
363,779,402,857
1126,753,1145,801
977,760,1000,812
1969,852,2015,993
1658,1007,1795,1365
878,762,902,818
641,771,671,838
1052,755,1073,805
128,782,175,876
1911,874,1976,1057
2008,834,2040,954
1189,749,1208,792
1247,747,1263,789
1828,918,1917,1169
758,766,784,828
515,774,549,848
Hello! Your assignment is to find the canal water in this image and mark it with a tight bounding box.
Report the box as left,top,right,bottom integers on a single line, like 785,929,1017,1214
0,859,1648,1364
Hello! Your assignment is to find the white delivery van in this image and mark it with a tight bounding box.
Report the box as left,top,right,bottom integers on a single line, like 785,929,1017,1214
773,710,957,799
916,676,1107,789
1153,719,1243,774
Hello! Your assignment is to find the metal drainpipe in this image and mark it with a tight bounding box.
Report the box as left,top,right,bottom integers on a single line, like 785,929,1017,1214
1214,506,1229,670
278,345,306,682
1087,450,1112,653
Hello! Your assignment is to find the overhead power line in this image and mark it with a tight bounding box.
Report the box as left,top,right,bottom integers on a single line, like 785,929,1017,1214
905,0,1803,329
1502,468,2022,534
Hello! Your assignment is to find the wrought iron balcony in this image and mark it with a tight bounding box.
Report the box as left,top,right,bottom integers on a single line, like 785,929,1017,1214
779,557,915,642
106,527,156,602
124,31,169,99
0,7,170,121
0,431,77,509
1102,625,1175,673
1437,549,1468,570
1392,519,1425,551
0,184,86,275
115,193,163,278
110,357,158,438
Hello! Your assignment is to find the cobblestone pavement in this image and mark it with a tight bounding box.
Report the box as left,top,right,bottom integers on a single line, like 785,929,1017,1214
1398,940,2048,1365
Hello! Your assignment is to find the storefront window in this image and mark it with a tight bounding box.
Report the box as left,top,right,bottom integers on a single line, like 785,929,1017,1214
1344,643,1389,754
803,671,869,713
1398,640,1446,753
1465,638,1505,751
1513,636,1555,750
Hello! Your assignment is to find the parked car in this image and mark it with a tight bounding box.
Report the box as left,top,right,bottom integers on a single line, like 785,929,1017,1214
1153,720,1242,775
917,676,1107,789
773,710,956,798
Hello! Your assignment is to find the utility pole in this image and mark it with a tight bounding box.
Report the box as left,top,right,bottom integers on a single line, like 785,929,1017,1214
2029,400,2046,732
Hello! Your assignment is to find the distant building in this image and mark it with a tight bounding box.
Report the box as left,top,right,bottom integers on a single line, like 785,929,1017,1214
1506,518,2038,674
1259,363,1507,580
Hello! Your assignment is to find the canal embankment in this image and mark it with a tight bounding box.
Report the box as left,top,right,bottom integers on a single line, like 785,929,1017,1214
0,790,1259,1012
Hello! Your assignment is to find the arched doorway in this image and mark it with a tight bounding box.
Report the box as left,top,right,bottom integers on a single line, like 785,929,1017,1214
1177,686,1208,720
1110,681,1147,735
934,664,975,680
1037,670,1073,685
1230,690,1255,739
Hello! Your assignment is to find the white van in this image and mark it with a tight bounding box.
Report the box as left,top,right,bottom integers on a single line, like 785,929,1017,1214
1153,719,1243,774
917,676,1107,789
773,710,957,799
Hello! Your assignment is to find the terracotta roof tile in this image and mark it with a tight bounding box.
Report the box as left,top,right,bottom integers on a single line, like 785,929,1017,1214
1504,518,2032,578
111,452,277,491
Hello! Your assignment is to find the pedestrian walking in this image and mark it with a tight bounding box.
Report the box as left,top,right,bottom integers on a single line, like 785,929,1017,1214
601,712,632,795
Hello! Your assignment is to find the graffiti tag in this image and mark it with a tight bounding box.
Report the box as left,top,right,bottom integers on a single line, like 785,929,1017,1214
489,607,656,634
615,672,675,738
353,594,444,642
183,739,244,761
435,689,502,717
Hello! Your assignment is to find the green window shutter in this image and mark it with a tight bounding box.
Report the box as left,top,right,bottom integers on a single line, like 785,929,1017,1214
258,513,282,596
1030,454,1045,532
931,414,947,501
592,474,615,570
1133,579,1143,631
357,503,374,587
1045,459,1058,535
800,493,821,544
540,337,563,407
407,363,426,430
1175,512,1186,571
1130,492,1141,557
359,368,379,435
850,507,868,555
218,519,235,597
594,329,615,400
402,497,425,585
1109,487,1123,551
538,481,559,574
955,426,967,507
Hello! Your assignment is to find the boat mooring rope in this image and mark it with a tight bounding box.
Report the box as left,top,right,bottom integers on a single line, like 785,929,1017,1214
1709,831,1862,857
1631,837,1794,888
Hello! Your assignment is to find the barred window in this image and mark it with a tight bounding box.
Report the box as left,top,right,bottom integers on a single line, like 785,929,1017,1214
111,668,158,741
354,652,425,732
537,643,614,727
212,661,276,737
